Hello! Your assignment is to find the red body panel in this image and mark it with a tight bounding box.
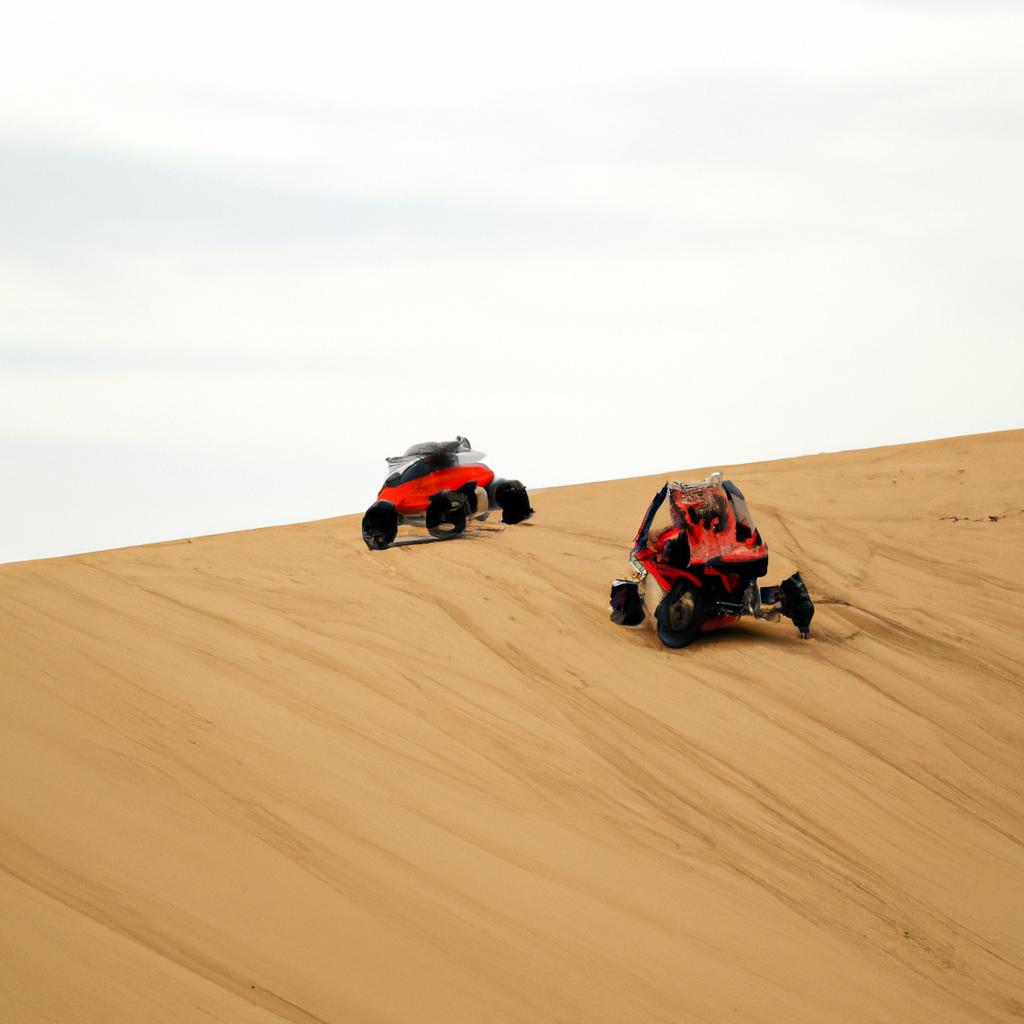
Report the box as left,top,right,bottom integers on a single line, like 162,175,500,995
638,551,701,594
378,463,495,514
665,486,767,568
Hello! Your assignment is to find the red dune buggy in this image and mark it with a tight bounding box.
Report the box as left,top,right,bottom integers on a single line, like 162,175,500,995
609,473,814,647
362,437,533,550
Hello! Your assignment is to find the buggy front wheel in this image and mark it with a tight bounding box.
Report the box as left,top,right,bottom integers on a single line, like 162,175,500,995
655,580,703,648
362,500,398,550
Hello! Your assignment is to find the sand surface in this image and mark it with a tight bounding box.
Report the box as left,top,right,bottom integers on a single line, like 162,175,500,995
1,430,1022,1023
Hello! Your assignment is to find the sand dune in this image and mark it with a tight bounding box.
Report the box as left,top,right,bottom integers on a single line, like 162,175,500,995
1,430,1022,1023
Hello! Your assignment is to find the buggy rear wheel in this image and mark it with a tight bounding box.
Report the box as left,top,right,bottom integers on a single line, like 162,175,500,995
655,579,703,648
426,490,469,539
491,479,533,525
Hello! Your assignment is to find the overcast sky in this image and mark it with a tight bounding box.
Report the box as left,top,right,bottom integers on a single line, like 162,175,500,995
2,0,1022,562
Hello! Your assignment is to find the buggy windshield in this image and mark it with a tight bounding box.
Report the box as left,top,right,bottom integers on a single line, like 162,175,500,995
383,436,486,486
632,475,727,555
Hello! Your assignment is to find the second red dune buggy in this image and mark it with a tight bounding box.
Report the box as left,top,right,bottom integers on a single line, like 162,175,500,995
362,437,533,550
609,473,814,648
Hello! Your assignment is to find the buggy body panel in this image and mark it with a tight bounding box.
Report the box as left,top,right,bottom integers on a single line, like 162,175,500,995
378,463,496,514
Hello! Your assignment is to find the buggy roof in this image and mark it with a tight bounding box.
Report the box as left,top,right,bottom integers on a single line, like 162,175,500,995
384,436,486,472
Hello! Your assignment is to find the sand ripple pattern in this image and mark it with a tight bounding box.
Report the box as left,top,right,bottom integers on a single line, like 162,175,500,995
1,430,1022,1022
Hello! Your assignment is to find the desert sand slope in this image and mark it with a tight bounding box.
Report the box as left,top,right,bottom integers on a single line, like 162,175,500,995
1,431,1022,1023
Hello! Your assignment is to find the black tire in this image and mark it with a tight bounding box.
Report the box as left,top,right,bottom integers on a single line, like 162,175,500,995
609,580,645,627
655,579,703,648
362,500,398,550
426,490,469,538
780,572,814,638
492,479,533,525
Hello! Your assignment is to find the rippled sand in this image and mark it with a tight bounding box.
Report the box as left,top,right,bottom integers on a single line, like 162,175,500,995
2,430,1022,1023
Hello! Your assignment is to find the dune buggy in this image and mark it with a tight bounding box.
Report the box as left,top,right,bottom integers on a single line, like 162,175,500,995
362,437,533,550
609,473,814,648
